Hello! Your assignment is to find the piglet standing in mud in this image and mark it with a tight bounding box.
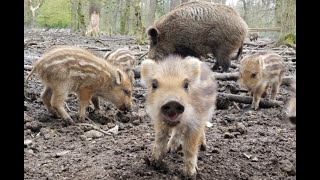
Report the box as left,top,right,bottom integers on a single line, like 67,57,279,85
287,79,296,124
25,46,132,125
239,52,285,110
147,0,248,72
141,55,217,177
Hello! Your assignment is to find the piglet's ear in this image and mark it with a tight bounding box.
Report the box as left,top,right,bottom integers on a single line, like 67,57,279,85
114,69,124,85
141,59,157,88
147,27,160,44
183,56,201,81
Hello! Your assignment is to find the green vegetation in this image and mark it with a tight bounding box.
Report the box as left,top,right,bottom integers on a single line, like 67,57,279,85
36,0,71,28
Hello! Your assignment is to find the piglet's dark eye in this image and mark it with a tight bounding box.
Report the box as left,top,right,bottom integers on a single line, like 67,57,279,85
152,80,158,89
251,73,257,79
184,81,189,90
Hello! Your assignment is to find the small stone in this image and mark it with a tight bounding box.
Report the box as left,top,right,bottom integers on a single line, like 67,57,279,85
280,160,296,176
132,120,140,126
252,157,258,162
84,130,104,139
27,149,34,154
79,135,87,141
239,172,249,180
55,150,70,157
224,132,234,139
24,139,32,147
236,122,247,134
107,123,115,129
25,121,42,132
107,125,119,135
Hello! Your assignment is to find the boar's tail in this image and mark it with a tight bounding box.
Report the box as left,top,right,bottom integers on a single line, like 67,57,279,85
24,66,36,83
235,43,243,61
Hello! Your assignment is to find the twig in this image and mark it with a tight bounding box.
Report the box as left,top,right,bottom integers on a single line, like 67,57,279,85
138,52,148,60
78,123,112,135
217,93,284,108
278,47,289,55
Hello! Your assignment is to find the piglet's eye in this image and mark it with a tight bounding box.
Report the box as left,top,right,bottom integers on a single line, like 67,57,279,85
184,80,189,90
152,79,158,89
251,73,257,79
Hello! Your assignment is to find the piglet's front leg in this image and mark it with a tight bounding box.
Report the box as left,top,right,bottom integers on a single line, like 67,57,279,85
150,121,170,169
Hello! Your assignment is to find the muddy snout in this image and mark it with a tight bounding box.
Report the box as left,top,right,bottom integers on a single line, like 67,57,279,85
118,103,132,112
161,101,184,125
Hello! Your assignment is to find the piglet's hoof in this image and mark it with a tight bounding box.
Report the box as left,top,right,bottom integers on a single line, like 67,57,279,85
144,156,168,173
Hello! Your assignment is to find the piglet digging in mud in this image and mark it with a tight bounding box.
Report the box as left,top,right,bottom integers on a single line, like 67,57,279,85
25,46,133,125
141,55,217,177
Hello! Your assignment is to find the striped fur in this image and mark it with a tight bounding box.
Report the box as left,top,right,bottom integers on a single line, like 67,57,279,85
239,52,285,110
104,48,136,83
25,46,133,125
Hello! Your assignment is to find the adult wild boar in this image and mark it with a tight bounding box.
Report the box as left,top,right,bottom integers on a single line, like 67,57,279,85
147,0,248,72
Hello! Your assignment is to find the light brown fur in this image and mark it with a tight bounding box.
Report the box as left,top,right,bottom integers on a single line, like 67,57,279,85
25,46,132,125
141,55,217,177
287,79,296,124
103,48,136,83
147,0,248,72
239,52,285,110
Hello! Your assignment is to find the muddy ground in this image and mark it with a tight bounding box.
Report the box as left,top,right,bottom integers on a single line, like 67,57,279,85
24,29,296,180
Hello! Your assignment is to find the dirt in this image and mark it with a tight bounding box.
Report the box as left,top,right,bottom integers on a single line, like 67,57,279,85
24,29,296,180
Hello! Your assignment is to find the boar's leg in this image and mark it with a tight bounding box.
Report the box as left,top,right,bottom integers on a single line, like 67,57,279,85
252,81,269,110
182,128,203,177
78,88,93,122
200,130,207,151
51,88,75,125
151,121,170,169
167,128,182,153
41,86,57,117
270,82,281,101
91,95,100,112
212,48,231,72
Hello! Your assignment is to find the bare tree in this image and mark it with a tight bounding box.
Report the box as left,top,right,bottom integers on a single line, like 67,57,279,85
146,0,156,28
86,6,100,37
276,0,296,45
28,0,44,29
70,0,85,33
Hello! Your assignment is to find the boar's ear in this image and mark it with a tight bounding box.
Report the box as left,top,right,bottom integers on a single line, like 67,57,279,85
103,51,111,60
258,55,264,69
147,27,160,44
141,59,157,87
114,69,124,85
184,57,201,81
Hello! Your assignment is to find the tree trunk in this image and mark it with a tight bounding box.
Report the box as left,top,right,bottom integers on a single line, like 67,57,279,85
181,0,188,4
276,0,296,45
240,0,248,22
28,0,44,30
146,0,156,28
134,0,146,43
120,0,130,34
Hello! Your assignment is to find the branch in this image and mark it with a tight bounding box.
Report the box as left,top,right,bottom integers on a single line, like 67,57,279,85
217,93,284,109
